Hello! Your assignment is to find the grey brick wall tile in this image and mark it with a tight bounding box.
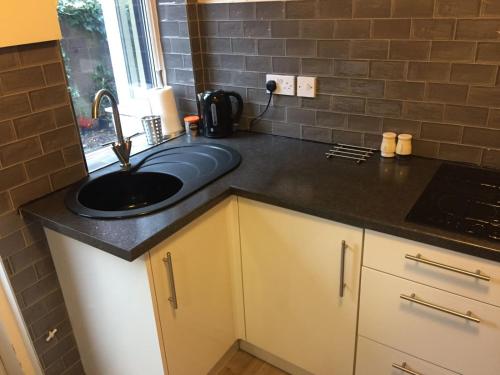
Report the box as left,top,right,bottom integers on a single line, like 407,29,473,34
196,1,500,168
382,118,421,137
301,95,331,110
436,0,481,17
272,122,301,138
411,19,455,40
316,111,348,128
348,114,383,133
439,143,483,164
302,125,333,143
421,122,463,142
302,58,333,75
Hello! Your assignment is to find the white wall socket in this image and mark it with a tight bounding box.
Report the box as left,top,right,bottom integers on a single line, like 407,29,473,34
297,76,317,98
266,74,295,96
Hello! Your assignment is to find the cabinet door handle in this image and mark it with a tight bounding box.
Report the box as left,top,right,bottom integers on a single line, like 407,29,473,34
162,252,178,309
392,362,423,375
405,253,490,282
339,240,347,298
400,293,480,323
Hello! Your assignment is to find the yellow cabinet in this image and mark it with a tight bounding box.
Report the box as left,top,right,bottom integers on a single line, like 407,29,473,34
0,0,61,47
238,198,363,375
149,197,243,375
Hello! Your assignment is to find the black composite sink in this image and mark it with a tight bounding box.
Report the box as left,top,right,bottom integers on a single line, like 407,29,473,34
77,172,184,212
66,144,241,218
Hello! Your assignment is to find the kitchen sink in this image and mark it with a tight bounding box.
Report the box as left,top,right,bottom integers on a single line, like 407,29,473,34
66,144,241,219
77,172,183,212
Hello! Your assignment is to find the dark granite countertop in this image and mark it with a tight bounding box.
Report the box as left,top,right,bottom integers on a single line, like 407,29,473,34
22,132,500,262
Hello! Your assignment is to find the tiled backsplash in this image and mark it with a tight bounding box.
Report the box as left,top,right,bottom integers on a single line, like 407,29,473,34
196,0,500,169
0,41,85,374
158,0,202,118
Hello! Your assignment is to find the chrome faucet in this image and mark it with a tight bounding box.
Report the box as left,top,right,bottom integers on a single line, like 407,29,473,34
91,89,132,170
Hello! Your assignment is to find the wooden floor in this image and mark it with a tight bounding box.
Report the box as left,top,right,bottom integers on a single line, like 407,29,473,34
216,350,289,375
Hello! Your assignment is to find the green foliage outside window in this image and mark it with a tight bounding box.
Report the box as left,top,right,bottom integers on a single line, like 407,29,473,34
57,0,106,36
91,64,118,102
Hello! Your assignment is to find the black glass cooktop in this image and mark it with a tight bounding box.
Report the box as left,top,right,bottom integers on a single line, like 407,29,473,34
407,163,500,242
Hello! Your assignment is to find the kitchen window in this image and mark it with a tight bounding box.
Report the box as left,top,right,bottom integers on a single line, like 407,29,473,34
58,0,164,171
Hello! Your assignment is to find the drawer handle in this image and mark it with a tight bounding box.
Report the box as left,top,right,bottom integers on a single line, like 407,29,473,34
400,293,480,323
392,362,423,375
339,240,347,298
405,253,491,282
162,252,178,309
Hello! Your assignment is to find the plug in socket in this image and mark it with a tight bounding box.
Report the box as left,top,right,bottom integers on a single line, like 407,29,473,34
265,74,295,96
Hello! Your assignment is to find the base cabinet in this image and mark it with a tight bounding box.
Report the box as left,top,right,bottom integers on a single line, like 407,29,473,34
238,198,363,375
47,195,498,375
149,198,242,375
46,198,243,375
359,231,500,375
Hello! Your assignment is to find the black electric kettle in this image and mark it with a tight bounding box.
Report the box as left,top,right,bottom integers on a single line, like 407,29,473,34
197,90,243,138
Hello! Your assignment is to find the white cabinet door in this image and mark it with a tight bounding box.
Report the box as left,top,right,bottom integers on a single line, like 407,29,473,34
149,198,243,375
238,198,363,375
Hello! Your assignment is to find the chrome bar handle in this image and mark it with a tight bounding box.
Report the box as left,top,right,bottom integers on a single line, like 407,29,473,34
405,253,490,281
339,240,347,298
163,252,178,309
400,293,480,323
392,362,423,375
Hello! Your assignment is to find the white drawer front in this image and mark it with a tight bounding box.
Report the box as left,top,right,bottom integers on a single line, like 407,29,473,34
364,230,500,307
356,336,458,375
359,267,500,375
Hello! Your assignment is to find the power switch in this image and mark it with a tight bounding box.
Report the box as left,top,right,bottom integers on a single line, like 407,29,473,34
297,76,317,98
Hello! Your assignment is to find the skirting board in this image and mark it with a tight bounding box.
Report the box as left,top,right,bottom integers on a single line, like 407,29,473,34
239,340,313,375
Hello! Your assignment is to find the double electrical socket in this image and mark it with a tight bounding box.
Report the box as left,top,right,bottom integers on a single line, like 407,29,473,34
266,74,316,98
266,74,295,96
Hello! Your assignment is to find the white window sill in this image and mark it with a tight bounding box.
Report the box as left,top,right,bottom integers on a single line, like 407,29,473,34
85,130,186,173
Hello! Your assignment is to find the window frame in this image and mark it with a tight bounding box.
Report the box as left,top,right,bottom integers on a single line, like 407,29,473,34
60,0,167,172
100,0,165,108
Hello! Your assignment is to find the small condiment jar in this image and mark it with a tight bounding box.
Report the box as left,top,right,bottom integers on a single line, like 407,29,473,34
380,132,397,158
396,134,412,157
183,115,200,137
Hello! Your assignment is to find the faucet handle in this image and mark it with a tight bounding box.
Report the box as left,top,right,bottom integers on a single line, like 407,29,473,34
126,132,142,142
101,132,141,147
101,140,115,147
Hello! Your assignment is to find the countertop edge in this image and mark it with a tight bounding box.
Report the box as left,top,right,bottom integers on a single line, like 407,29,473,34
23,187,500,263
20,133,499,263
232,189,500,263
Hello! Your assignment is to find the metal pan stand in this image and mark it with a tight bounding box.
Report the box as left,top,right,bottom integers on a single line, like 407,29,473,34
325,143,377,164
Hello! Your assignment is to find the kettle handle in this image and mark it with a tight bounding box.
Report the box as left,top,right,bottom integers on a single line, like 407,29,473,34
226,91,244,124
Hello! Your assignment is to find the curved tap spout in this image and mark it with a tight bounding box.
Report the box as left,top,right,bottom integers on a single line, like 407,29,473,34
92,89,132,170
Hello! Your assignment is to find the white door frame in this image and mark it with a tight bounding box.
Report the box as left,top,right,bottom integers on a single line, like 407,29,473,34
0,259,43,375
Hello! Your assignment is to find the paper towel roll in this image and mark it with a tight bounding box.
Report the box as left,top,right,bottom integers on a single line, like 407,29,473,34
148,86,183,136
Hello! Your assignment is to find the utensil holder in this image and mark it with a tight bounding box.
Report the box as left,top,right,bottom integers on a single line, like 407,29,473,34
142,115,163,145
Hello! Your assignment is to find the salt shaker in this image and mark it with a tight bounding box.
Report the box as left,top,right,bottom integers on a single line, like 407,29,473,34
396,134,412,157
380,132,397,158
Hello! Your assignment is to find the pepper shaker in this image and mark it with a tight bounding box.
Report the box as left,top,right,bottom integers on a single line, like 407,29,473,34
380,132,397,158
396,134,412,157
